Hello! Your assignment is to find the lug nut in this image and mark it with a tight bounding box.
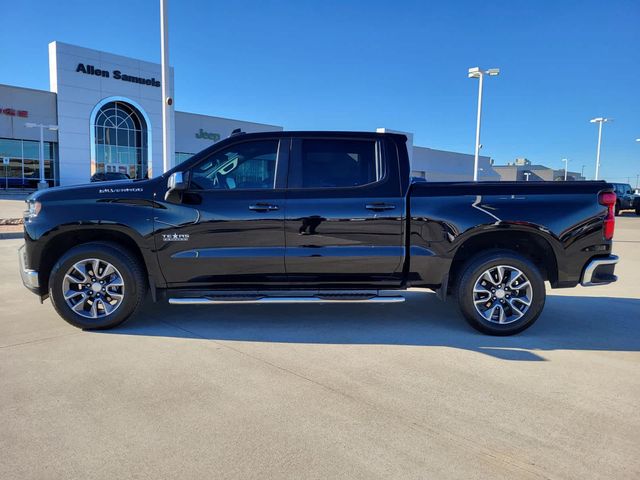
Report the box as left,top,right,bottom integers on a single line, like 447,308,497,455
492,296,496,300
500,299,505,303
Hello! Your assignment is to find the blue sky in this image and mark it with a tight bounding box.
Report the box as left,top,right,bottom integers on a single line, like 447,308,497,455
1,0,639,182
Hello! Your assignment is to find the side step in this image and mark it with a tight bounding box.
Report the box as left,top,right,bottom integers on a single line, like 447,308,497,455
168,291,405,305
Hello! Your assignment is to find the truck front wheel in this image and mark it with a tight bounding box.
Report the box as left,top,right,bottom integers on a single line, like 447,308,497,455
455,251,546,335
49,242,146,329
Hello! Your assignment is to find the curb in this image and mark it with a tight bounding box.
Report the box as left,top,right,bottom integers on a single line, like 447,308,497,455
0,218,24,225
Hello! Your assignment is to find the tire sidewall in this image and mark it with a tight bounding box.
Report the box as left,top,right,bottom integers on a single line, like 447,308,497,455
49,244,140,329
457,251,546,335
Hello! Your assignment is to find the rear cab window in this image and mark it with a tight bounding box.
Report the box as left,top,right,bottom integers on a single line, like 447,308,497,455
290,138,384,189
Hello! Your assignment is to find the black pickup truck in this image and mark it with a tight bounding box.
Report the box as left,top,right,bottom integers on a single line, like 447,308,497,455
19,131,619,335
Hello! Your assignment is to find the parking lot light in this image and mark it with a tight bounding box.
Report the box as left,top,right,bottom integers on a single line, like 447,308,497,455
590,117,612,180
24,122,59,189
468,67,500,181
562,158,569,181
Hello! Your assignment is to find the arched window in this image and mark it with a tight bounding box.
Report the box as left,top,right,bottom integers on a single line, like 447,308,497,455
93,101,148,179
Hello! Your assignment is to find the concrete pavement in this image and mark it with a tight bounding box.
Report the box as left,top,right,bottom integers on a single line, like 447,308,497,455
1,217,639,479
0,193,29,220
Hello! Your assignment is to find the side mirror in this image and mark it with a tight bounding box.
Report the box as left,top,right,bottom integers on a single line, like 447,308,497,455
165,171,189,202
167,171,188,192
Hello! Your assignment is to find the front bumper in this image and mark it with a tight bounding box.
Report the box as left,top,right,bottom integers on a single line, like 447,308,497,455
18,244,40,293
581,255,619,287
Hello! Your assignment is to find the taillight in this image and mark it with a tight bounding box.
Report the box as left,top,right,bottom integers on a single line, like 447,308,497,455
599,191,616,240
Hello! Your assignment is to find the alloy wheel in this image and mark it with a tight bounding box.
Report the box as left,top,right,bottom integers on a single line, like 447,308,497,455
472,265,533,324
62,258,125,319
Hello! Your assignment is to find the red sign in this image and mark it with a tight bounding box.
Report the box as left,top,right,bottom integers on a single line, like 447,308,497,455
1,108,28,118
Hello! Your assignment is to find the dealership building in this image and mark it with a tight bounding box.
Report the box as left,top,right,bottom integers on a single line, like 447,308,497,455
0,41,497,188
493,157,586,182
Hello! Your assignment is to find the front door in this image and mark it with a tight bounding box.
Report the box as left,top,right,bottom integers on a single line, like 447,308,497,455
154,138,288,287
284,136,405,287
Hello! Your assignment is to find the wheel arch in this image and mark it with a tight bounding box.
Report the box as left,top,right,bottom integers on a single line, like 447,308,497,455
38,226,152,296
447,226,560,294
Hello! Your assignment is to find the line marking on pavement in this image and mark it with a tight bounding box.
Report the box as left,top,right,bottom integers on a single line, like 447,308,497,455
0,331,82,350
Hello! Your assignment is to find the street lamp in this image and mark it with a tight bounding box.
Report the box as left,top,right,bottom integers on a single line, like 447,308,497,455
562,158,569,181
590,117,612,180
636,139,640,189
160,0,174,173
523,172,531,182
25,122,58,190
468,67,500,181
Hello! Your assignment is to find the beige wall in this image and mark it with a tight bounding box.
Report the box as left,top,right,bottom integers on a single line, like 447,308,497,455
0,84,58,143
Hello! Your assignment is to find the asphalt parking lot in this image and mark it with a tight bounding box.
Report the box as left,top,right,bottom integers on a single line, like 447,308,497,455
1,216,639,480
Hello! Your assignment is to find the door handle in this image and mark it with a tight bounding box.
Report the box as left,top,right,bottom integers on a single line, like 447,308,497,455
249,203,279,212
365,203,396,211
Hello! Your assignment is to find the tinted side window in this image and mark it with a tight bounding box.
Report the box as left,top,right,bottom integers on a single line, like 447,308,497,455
300,139,380,188
190,140,278,190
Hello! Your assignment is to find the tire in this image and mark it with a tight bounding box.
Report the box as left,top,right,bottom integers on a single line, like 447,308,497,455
635,207,640,216
49,242,146,329
615,202,621,216
455,250,546,335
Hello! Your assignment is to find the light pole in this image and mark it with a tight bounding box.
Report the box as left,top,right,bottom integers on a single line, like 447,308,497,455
160,0,174,173
562,158,569,181
25,122,58,189
523,172,531,182
468,67,500,181
590,117,611,180
581,164,585,179
636,139,640,189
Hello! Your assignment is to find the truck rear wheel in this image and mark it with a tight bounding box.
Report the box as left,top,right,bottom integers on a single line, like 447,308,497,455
49,242,146,330
455,250,546,335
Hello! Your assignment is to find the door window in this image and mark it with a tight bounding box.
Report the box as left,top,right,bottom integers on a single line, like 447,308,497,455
190,140,279,190
297,139,381,188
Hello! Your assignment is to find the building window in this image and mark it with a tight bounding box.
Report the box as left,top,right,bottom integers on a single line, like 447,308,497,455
0,138,57,189
93,101,148,179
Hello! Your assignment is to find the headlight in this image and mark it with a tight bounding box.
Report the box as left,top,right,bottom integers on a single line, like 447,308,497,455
25,200,42,218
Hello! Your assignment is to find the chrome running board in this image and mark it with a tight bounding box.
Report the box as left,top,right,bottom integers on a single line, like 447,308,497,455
168,293,405,305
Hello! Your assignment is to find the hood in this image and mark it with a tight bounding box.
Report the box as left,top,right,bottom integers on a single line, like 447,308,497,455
27,178,161,203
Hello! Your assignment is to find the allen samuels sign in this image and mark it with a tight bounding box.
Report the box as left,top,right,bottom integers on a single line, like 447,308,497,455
75,63,161,87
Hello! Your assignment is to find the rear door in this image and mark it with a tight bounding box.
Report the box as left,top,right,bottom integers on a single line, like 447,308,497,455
284,136,405,287
154,137,288,287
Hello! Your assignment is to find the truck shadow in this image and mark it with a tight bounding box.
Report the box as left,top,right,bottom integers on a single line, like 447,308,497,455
98,291,640,361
